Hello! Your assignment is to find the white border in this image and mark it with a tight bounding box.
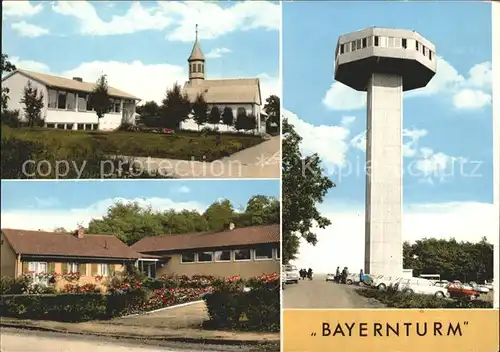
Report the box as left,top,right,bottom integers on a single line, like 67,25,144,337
279,1,284,351
492,0,499,309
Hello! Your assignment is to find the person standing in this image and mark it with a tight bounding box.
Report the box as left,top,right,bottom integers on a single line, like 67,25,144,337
359,269,364,284
335,266,341,283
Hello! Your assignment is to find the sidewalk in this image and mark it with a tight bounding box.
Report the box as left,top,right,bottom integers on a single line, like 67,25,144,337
0,301,279,346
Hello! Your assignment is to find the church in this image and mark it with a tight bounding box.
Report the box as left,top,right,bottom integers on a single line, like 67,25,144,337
180,27,267,134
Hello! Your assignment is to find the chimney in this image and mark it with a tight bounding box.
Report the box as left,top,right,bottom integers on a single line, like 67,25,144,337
75,226,84,239
228,222,235,231
72,77,83,82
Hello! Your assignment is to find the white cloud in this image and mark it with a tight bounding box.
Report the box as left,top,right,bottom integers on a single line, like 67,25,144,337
158,1,280,42
8,56,51,73
3,1,43,18
323,57,492,111
205,47,232,59
177,186,191,194
452,89,491,110
51,1,279,40
11,21,49,37
293,201,496,274
1,197,206,232
52,1,172,36
283,109,351,167
341,115,356,126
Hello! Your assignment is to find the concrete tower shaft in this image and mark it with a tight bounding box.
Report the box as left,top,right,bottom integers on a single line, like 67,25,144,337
334,27,437,277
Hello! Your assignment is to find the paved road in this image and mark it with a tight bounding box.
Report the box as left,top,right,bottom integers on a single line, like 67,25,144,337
124,136,280,179
0,328,249,352
283,275,385,309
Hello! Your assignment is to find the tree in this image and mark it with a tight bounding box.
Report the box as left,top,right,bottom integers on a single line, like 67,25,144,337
203,199,234,231
192,93,208,129
282,118,334,263
89,74,111,120
53,227,68,233
20,80,44,127
1,54,17,111
208,106,221,128
160,83,191,129
263,95,280,133
234,109,247,131
222,107,234,130
245,113,257,132
403,237,494,282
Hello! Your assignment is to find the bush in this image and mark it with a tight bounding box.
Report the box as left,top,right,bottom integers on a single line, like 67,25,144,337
62,283,101,294
1,109,21,128
0,294,108,322
0,276,32,295
203,274,280,332
356,287,494,309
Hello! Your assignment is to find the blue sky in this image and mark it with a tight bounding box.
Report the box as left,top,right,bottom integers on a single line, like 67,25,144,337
282,2,495,271
2,1,279,103
1,180,280,231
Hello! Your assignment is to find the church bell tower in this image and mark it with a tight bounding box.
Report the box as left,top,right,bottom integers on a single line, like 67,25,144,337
188,24,205,85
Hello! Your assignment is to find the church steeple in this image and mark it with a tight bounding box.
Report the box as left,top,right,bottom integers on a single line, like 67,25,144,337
188,24,205,84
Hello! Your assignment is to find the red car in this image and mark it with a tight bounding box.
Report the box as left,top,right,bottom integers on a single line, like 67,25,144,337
446,282,480,299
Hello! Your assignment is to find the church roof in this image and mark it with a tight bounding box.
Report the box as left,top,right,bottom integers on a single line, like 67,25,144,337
183,78,261,105
188,40,205,61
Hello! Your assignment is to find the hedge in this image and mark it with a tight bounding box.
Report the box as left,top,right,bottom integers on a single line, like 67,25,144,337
203,274,280,332
0,294,109,322
356,288,493,309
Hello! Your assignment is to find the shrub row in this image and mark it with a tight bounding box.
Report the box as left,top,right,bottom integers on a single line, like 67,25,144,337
356,288,493,309
203,274,280,332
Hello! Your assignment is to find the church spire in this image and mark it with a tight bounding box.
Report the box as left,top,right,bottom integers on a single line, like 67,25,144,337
188,23,205,83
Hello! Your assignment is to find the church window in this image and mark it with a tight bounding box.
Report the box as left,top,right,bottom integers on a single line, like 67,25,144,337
201,64,204,73
197,63,201,73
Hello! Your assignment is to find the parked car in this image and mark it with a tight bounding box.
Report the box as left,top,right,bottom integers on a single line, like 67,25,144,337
282,269,286,290
395,278,450,298
469,281,489,294
446,282,480,300
434,280,450,288
326,273,335,282
284,264,300,284
484,281,494,290
372,276,401,291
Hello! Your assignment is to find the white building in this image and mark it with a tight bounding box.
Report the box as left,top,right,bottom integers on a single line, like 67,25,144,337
180,27,267,134
2,69,140,131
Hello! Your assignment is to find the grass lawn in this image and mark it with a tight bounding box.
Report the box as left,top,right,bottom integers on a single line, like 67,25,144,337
2,127,263,162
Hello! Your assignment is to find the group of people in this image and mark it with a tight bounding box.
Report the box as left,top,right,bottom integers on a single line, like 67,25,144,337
333,267,366,284
299,268,313,280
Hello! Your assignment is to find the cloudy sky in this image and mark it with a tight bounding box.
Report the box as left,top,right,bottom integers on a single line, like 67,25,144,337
0,180,280,231
2,1,280,103
282,2,496,273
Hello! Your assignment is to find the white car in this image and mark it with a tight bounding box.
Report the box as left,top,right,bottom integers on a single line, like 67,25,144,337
395,278,450,298
469,282,489,293
284,264,299,284
434,280,449,288
372,276,401,291
326,273,335,282
484,281,494,290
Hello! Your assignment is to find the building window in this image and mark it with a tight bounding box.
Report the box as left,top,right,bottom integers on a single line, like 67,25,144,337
29,262,47,274
197,251,213,262
275,248,280,259
197,63,201,73
362,38,367,48
214,250,231,262
57,91,67,109
352,41,357,51
77,93,87,111
416,41,419,51
98,264,109,276
395,37,401,48
181,253,195,263
113,99,121,113
388,37,394,47
92,124,98,130
402,38,407,49
374,36,379,46
67,263,79,273
66,92,76,110
254,247,273,260
46,123,55,128
85,123,92,130
76,124,84,130
422,46,427,56
340,44,344,54
234,249,251,261
57,124,65,129
67,123,74,130
429,50,432,60
201,64,204,74
367,36,373,47
48,89,57,108
356,39,362,50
